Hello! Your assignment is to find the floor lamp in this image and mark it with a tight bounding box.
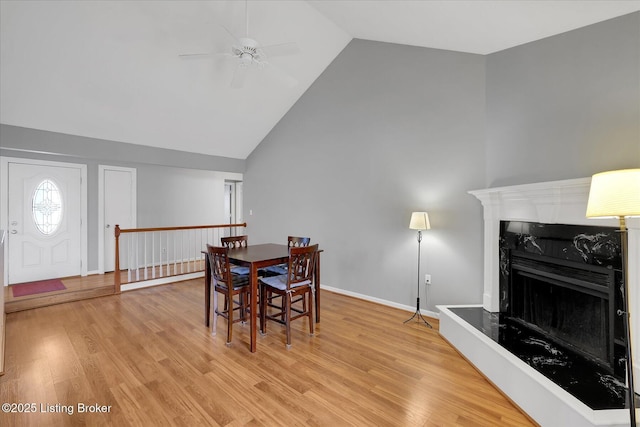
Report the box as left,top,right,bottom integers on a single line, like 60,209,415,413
586,168,640,426
405,211,432,328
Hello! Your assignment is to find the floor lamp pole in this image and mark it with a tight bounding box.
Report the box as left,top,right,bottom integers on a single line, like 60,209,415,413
404,230,432,328
619,217,637,426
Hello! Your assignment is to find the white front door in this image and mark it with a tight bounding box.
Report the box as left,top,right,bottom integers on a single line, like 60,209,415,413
100,166,136,273
7,162,83,283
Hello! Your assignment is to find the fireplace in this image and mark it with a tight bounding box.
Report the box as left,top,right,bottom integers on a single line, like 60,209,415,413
501,221,623,377
438,177,640,427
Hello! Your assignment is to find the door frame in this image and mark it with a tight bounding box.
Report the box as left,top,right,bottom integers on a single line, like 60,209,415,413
98,165,137,274
0,156,88,285
224,180,243,224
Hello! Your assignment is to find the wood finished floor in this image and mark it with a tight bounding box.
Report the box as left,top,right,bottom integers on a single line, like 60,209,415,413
0,279,536,426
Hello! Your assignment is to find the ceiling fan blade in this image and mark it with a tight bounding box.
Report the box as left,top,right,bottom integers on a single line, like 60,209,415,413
178,53,214,58
230,65,248,89
220,24,242,45
179,51,236,61
265,62,298,88
260,42,300,58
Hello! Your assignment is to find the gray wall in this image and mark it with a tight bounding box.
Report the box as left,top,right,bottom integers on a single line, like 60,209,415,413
244,39,487,311
0,124,245,271
243,13,640,312
486,12,640,187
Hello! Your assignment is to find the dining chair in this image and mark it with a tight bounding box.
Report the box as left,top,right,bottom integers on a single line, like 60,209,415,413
262,236,311,314
263,236,311,276
221,235,250,276
206,244,250,346
259,244,318,348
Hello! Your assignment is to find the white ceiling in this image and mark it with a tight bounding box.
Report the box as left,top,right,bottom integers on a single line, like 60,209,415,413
1,1,639,160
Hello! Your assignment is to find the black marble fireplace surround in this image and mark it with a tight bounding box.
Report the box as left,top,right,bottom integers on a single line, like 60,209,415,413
451,221,632,410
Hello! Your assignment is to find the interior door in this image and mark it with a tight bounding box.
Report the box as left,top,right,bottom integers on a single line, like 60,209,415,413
102,167,136,272
8,162,82,283
224,182,233,224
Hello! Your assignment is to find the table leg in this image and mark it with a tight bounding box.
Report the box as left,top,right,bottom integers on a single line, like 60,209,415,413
204,254,211,327
250,265,258,352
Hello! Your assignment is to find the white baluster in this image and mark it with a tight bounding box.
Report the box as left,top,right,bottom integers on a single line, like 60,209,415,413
173,230,177,275
143,232,147,280
135,233,140,281
166,231,170,276
127,234,132,283
152,232,156,279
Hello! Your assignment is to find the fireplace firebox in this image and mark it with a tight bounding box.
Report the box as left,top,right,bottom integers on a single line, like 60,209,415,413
500,221,624,378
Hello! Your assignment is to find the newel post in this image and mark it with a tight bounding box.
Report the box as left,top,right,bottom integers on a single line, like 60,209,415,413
114,224,121,294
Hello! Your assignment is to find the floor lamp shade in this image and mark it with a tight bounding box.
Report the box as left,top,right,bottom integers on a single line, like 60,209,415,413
586,169,640,218
410,212,431,230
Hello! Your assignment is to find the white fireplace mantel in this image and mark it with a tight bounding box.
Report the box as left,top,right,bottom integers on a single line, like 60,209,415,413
468,176,640,370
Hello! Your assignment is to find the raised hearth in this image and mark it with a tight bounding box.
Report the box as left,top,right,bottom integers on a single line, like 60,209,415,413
439,304,630,427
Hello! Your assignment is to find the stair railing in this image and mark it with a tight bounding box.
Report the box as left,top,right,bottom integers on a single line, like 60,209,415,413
114,223,247,293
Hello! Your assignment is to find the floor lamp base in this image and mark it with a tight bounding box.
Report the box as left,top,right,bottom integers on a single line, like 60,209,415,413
404,297,432,328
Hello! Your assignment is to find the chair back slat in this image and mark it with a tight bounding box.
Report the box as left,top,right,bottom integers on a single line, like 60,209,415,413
221,235,248,249
288,236,311,248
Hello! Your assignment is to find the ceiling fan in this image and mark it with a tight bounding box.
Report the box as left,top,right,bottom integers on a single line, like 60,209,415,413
179,0,299,89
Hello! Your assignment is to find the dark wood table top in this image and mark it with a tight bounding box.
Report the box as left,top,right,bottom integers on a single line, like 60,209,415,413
227,243,289,265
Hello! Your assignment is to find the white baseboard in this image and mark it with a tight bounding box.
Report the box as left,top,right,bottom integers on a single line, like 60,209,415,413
320,284,440,319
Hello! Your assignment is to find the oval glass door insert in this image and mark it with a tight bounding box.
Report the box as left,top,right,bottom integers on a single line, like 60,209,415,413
32,179,63,235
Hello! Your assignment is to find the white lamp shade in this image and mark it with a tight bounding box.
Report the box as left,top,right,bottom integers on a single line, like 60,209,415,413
586,169,640,218
409,212,431,230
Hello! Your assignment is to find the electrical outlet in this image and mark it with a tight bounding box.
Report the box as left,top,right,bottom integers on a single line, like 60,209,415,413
425,274,432,285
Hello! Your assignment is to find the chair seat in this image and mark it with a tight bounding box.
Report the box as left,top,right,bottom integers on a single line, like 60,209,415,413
260,274,311,291
262,264,287,276
216,274,249,290
231,266,250,275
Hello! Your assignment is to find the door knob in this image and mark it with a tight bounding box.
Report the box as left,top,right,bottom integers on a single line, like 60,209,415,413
10,230,17,234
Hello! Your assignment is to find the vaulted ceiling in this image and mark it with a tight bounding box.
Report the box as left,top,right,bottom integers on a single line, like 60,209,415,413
1,1,639,159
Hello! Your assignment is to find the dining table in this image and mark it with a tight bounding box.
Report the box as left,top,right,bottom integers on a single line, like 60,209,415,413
204,243,322,352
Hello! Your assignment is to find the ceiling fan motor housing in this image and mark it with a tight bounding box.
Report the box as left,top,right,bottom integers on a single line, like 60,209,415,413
233,37,264,67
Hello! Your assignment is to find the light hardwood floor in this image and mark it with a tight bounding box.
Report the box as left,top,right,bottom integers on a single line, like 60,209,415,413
0,279,536,426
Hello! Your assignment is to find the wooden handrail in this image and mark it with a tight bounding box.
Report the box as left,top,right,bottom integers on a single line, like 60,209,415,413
113,223,247,293
117,223,247,234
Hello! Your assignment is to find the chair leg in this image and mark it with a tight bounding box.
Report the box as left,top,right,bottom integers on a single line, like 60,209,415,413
286,293,292,349
308,289,314,336
211,288,218,336
226,291,233,346
240,291,247,323
259,284,266,334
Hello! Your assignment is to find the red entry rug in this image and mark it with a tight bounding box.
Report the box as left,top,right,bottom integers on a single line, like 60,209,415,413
11,279,66,297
